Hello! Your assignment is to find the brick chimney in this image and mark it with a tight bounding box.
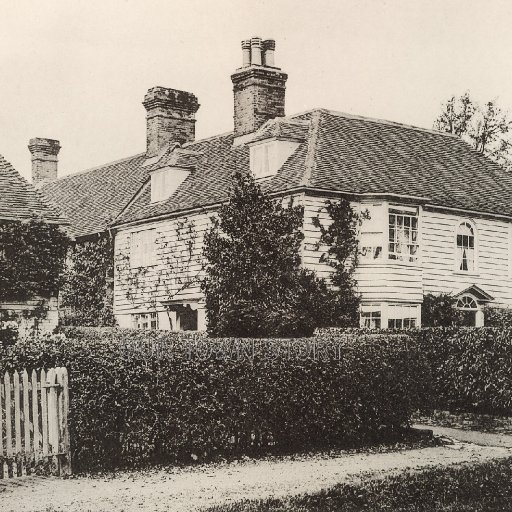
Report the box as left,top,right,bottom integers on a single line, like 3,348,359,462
143,87,200,158
28,138,61,188
231,37,288,138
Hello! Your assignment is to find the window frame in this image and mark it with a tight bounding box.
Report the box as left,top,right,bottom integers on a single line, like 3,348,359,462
388,206,420,264
454,220,478,274
130,228,157,269
132,311,159,330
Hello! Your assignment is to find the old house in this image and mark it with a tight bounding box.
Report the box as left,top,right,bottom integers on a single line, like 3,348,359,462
0,147,68,334
40,37,512,330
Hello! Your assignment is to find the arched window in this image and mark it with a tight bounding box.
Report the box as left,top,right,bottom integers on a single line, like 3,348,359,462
456,295,478,310
456,222,475,272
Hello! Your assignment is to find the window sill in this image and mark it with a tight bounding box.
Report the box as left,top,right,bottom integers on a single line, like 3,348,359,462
453,270,479,278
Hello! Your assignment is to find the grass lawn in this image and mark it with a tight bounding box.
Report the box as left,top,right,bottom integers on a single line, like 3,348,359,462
204,456,512,512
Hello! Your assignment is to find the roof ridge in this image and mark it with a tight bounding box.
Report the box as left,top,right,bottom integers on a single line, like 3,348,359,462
44,152,146,185
183,131,233,148
322,108,459,138
289,107,459,139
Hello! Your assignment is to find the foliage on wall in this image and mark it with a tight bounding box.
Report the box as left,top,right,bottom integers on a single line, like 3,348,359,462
114,218,200,313
0,216,69,301
61,232,116,326
312,199,368,327
202,171,334,337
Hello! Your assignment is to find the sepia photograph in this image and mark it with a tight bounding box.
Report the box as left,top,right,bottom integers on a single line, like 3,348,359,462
1,0,512,510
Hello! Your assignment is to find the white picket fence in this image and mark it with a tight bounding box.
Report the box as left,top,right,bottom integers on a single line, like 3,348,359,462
0,367,70,478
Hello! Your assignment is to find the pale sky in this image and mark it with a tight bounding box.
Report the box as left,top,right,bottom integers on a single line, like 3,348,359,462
1,0,512,182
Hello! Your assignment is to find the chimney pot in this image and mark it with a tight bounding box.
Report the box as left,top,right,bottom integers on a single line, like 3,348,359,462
143,86,200,158
28,138,61,188
241,39,251,67
262,39,276,67
250,37,262,66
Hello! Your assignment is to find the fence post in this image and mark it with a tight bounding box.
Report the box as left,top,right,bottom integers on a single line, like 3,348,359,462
56,367,71,475
31,369,41,461
22,370,30,472
40,369,49,458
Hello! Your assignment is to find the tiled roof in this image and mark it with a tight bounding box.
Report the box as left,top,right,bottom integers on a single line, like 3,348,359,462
114,132,308,225
0,154,65,224
250,118,309,143
44,108,512,232
41,153,147,238
116,109,512,226
299,109,512,217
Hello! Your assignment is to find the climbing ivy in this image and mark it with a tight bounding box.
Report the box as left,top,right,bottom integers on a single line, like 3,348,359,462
313,198,368,327
61,232,116,326
0,216,69,301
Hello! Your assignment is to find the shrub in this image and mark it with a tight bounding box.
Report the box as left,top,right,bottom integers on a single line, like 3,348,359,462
60,232,116,326
0,320,18,348
0,216,69,301
316,326,512,415
421,293,462,327
203,171,336,337
0,327,428,471
483,306,512,328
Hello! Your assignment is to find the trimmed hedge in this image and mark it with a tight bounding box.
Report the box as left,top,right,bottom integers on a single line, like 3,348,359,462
0,327,427,471
205,456,512,512
317,326,512,416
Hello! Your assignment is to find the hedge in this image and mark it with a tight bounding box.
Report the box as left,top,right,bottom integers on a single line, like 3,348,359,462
0,327,428,471
205,456,512,512
317,326,512,416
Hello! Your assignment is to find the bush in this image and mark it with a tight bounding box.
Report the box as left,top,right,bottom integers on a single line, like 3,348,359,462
414,327,512,415
205,456,512,512
422,293,461,327
317,326,512,415
0,327,428,471
203,171,338,338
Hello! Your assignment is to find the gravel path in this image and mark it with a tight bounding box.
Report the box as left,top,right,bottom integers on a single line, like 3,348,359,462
1,436,510,512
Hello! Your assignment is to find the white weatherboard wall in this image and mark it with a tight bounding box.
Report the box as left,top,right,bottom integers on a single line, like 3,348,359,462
422,208,512,307
303,194,512,326
303,195,422,304
113,210,212,329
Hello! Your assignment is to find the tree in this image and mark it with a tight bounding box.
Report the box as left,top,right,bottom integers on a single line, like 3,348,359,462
202,171,334,338
313,199,366,327
0,216,69,301
434,93,512,169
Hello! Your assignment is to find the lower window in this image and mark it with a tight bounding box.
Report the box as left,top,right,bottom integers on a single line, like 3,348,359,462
132,312,158,330
360,310,381,329
387,304,419,329
388,317,417,329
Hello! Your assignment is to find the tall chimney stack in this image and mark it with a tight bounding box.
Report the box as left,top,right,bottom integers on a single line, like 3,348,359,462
28,138,61,188
143,87,200,158
231,37,287,138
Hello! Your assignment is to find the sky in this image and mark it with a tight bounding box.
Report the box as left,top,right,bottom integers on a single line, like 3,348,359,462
1,0,512,182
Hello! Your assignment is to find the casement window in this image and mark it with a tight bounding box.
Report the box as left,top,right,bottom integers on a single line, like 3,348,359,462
388,207,419,262
132,312,158,330
360,305,381,329
387,304,419,329
251,143,273,178
130,229,156,268
150,167,191,203
359,204,384,261
456,221,475,272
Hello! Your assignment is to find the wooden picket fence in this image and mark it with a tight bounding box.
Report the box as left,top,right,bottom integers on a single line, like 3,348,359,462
0,367,70,478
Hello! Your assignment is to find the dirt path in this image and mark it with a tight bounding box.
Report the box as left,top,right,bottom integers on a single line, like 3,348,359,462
1,438,510,512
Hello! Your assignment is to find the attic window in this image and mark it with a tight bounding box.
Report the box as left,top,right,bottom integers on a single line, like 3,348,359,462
151,167,190,203
250,139,300,179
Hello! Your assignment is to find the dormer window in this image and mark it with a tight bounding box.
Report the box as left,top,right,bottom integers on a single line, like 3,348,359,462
250,139,300,179
150,167,190,203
